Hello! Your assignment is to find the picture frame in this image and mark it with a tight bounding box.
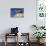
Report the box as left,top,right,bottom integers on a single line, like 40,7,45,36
10,8,24,18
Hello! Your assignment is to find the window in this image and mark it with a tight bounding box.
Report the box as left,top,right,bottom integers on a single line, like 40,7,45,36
37,0,46,18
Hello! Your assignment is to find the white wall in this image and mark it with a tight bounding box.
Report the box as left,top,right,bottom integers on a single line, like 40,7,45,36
0,0,36,42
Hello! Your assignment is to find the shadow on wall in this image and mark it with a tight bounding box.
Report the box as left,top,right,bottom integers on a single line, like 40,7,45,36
29,25,37,42
2,28,11,34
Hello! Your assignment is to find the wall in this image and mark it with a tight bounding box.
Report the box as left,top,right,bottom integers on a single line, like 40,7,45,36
0,0,36,42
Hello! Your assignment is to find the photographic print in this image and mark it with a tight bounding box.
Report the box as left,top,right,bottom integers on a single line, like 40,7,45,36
10,8,24,18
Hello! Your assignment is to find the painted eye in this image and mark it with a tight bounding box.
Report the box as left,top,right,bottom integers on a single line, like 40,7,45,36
21,43,24,45
19,43,20,45
26,43,28,45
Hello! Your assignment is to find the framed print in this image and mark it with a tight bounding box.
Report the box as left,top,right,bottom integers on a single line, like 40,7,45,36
10,8,24,18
